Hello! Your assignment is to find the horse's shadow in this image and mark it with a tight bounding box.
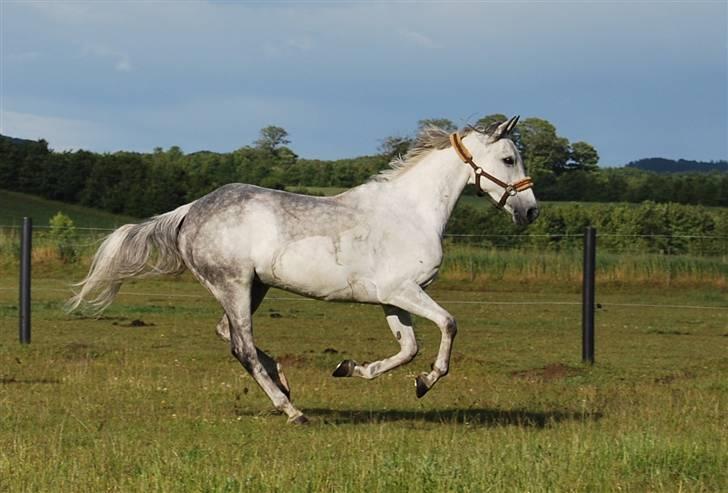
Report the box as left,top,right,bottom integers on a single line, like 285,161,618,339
302,407,602,427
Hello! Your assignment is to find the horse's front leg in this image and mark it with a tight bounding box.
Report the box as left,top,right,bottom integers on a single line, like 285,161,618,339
332,305,418,379
384,282,457,398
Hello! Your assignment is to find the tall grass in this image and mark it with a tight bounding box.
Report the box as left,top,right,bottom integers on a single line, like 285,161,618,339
441,243,728,289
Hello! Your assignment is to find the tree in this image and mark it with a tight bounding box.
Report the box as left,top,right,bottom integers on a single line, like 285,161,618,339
475,113,508,131
518,118,570,175
569,141,599,171
418,118,457,132
378,135,413,159
255,126,290,153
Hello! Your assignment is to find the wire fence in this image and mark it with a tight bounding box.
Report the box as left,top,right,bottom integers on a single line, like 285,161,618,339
1,225,727,313
1,286,726,311
2,224,727,255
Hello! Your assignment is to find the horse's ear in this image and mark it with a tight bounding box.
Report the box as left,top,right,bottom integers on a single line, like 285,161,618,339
488,115,519,142
505,115,520,134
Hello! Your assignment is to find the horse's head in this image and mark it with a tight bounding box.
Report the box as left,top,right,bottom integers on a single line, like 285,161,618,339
457,116,539,225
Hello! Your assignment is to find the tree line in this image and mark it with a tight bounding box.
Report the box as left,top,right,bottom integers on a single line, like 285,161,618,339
626,157,728,173
1,115,727,222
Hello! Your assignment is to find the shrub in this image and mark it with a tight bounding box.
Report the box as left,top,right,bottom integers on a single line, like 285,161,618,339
49,212,78,263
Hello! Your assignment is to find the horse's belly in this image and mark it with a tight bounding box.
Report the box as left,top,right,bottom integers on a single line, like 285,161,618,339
259,236,376,301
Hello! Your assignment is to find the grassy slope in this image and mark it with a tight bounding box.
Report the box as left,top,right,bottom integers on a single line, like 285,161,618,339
0,266,726,492
0,190,136,229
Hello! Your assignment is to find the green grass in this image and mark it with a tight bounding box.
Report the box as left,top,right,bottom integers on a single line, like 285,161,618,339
0,264,726,492
441,244,728,289
0,190,726,490
0,190,136,229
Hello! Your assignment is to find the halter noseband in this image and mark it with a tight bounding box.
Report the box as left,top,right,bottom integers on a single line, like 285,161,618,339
449,133,534,209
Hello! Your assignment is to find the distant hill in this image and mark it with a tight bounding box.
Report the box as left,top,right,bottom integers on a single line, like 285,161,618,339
0,190,136,229
625,157,728,173
0,134,40,146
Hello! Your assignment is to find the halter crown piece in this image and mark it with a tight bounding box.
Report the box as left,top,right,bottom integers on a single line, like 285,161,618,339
449,133,534,209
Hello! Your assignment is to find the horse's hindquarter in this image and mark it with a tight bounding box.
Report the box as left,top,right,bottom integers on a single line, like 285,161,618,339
181,184,443,302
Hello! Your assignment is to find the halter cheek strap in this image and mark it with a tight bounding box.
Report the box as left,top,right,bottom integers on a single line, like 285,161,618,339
449,133,534,209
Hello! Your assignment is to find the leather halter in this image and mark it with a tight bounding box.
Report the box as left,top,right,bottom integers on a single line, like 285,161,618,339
449,132,534,209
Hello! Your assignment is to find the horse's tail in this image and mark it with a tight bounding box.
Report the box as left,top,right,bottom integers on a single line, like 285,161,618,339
67,202,195,314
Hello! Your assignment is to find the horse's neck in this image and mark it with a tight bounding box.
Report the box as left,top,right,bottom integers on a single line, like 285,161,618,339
388,149,471,236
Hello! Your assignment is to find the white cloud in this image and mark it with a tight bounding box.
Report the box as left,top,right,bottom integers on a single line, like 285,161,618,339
81,43,133,72
115,55,132,72
399,29,438,49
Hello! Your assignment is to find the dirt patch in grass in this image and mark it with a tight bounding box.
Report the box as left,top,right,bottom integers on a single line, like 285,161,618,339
647,329,691,336
510,363,583,383
0,377,61,385
112,319,154,327
62,342,106,361
278,353,308,367
654,370,696,384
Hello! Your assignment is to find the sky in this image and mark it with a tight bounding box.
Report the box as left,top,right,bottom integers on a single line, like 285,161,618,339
1,1,726,166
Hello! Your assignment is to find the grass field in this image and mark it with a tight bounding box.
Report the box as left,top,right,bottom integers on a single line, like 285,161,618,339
1,190,726,491
1,261,726,491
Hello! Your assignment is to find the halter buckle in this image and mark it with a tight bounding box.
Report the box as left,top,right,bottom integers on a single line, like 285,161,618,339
505,185,517,197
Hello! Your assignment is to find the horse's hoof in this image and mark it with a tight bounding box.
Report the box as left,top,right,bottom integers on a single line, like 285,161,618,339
289,414,310,425
415,374,430,398
332,359,357,378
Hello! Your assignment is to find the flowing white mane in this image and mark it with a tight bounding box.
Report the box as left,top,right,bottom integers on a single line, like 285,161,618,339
373,126,468,182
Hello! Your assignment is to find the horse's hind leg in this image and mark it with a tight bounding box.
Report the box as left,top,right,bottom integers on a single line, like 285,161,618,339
214,283,290,398
219,277,306,424
215,281,268,341
216,315,291,398
333,305,418,379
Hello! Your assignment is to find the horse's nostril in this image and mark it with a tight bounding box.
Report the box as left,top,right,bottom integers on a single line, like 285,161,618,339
526,207,540,222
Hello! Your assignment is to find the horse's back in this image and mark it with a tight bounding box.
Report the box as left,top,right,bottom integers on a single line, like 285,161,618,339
178,184,382,300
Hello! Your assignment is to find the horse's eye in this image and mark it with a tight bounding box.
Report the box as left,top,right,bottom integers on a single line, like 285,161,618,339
503,156,515,165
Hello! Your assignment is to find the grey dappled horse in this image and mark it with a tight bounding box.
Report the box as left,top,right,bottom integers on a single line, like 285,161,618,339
69,117,538,423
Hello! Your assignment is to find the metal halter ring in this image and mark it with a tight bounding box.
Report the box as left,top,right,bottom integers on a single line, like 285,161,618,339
505,185,517,197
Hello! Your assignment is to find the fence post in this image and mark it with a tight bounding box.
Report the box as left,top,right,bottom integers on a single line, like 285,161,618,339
19,217,32,344
582,226,596,364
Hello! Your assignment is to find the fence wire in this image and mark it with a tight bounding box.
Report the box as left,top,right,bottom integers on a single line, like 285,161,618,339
1,227,726,313
0,287,726,311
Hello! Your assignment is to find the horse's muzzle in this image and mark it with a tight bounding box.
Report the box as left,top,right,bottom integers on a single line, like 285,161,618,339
513,207,539,225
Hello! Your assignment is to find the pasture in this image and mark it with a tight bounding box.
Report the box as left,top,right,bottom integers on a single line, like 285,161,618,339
1,260,726,491
0,191,726,491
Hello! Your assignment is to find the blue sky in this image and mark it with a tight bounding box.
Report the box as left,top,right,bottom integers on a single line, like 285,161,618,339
1,1,726,166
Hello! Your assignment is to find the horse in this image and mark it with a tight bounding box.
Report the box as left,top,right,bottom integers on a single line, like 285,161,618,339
69,116,538,424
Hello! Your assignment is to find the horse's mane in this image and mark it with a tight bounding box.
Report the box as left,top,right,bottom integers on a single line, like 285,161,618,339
371,125,477,182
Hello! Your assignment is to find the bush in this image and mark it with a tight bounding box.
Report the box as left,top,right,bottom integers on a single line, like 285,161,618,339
49,212,78,263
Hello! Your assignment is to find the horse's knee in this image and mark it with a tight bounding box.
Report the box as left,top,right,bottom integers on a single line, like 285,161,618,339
444,317,457,338
403,340,419,361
